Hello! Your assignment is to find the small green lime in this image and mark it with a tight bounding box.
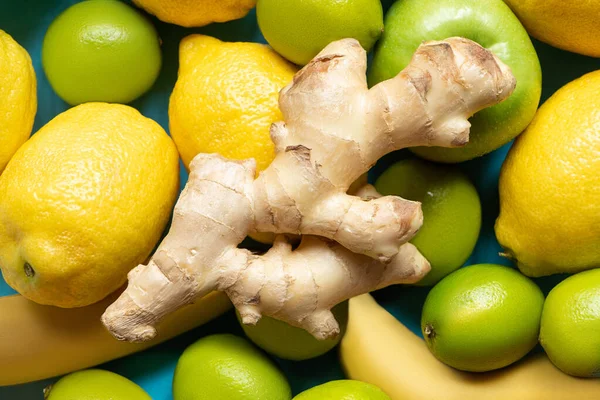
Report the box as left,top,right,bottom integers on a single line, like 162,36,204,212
237,301,348,361
42,0,161,105
257,0,384,65
421,264,544,372
173,334,291,400
45,369,150,400
540,269,600,377
293,380,390,400
375,158,481,286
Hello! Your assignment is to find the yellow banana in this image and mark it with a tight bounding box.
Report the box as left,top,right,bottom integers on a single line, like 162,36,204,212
0,291,231,386
340,294,600,399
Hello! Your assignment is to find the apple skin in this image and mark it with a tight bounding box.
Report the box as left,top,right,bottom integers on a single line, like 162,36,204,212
370,0,542,163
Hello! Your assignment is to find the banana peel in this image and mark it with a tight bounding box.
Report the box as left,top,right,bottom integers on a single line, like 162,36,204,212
0,291,231,386
340,294,600,400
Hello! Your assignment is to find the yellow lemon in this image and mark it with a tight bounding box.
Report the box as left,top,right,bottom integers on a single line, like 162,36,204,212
0,30,36,174
495,70,600,277
169,34,297,172
503,0,600,57
133,0,256,28
0,103,179,307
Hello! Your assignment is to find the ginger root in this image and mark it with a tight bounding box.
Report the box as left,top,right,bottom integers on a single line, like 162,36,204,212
102,37,515,342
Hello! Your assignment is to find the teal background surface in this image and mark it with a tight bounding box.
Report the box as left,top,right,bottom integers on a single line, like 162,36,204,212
0,0,599,398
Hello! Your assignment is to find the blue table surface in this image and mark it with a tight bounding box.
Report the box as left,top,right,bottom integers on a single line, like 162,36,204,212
1,0,599,398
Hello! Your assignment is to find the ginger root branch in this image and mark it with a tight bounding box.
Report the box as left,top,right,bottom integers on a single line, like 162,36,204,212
102,37,515,342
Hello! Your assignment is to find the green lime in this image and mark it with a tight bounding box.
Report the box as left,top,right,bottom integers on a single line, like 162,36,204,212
42,0,161,105
45,369,150,400
257,0,384,65
540,269,600,377
237,301,348,361
421,264,544,372
375,158,481,286
294,380,390,400
173,334,291,400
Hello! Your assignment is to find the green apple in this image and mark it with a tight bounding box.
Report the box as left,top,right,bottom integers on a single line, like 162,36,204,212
370,0,542,163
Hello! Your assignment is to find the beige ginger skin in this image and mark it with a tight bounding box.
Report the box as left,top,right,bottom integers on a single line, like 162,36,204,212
102,37,515,342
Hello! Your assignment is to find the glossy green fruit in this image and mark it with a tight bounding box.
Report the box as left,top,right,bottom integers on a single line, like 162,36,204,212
42,0,161,105
257,0,384,65
294,380,390,400
375,158,481,286
173,334,292,400
45,369,150,400
237,301,348,361
370,0,541,163
540,269,600,377
421,264,544,372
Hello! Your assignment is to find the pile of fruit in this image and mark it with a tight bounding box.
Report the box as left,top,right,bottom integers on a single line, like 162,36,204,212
0,0,599,398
